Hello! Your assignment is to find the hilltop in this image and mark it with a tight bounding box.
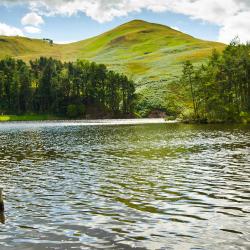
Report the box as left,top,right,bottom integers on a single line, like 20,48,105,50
0,20,225,114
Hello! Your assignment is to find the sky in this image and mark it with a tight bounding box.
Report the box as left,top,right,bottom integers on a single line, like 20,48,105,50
0,0,249,44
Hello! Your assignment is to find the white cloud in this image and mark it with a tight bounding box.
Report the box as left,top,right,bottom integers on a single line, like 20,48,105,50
1,0,250,43
0,22,23,36
24,26,41,34
21,12,44,26
218,11,250,44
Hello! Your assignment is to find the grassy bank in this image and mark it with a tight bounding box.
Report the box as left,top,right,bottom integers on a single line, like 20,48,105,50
0,114,60,122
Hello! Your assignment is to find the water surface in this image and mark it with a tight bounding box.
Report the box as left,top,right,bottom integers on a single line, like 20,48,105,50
0,121,249,249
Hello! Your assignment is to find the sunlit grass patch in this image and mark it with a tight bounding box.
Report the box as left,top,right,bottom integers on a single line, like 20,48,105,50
0,115,60,122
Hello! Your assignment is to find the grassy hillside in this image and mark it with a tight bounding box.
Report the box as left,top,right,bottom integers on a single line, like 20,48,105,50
68,20,225,82
0,36,62,60
0,20,225,115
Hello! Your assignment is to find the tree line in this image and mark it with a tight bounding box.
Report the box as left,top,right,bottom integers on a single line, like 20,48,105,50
0,57,135,118
178,39,250,122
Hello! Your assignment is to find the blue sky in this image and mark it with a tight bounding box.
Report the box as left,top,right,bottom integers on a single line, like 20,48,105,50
0,0,249,44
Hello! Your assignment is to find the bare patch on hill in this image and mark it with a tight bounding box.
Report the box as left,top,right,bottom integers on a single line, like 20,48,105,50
139,29,154,34
109,36,127,46
0,38,7,43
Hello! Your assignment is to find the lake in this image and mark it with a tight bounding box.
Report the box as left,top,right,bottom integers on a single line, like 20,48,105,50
0,120,249,250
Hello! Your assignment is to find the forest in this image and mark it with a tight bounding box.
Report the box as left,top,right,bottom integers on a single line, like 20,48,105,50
0,57,135,118
0,41,249,123
166,40,250,123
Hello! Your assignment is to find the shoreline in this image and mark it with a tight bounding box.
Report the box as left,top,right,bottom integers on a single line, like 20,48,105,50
0,118,177,126
1,115,248,125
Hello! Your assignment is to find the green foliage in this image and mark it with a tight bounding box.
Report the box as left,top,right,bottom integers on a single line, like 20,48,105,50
240,112,250,124
78,104,86,117
173,41,250,123
67,105,78,118
67,104,86,118
0,57,136,118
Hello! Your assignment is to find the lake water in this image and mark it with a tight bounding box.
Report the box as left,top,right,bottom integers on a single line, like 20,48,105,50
0,121,249,250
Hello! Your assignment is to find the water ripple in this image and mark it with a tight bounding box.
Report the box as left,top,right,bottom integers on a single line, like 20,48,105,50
0,122,249,249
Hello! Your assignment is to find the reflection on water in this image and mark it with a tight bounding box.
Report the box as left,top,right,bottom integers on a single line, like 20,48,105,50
0,213,4,224
0,122,249,250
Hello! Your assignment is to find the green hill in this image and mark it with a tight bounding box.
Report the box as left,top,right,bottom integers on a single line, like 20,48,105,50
0,20,225,114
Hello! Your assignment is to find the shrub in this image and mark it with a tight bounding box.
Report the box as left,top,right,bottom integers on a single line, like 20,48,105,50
77,104,86,117
67,104,86,118
67,104,78,118
240,111,250,124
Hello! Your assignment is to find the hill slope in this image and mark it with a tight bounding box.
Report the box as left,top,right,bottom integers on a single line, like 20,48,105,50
0,20,225,113
0,20,224,81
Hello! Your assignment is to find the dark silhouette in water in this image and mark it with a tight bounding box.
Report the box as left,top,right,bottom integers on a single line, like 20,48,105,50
0,188,4,212
0,213,5,224
0,188,4,224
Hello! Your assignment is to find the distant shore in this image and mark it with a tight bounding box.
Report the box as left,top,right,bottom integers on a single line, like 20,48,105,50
0,116,180,126
1,115,248,125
